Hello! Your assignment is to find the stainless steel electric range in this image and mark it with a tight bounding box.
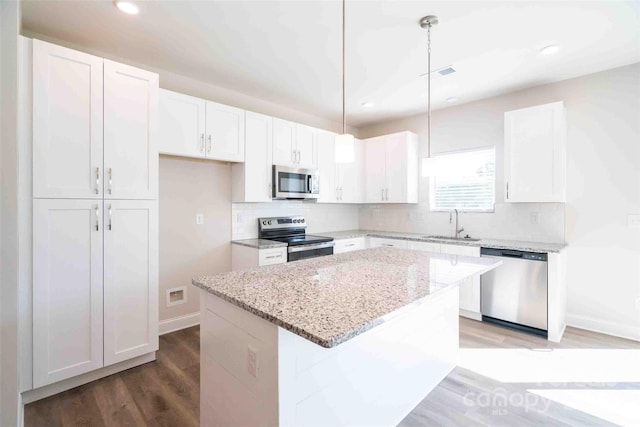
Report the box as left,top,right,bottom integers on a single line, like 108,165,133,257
258,216,334,262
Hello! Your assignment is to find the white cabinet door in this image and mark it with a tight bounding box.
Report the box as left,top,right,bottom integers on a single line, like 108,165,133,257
103,60,158,200
384,133,407,203
316,129,337,202
103,200,159,366
158,89,206,158
296,124,317,169
334,237,365,254
205,101,245,162
233,111,272,202
364,137,387,203
33,39,104,199
337,139,362,203
504,101,565,202
272,118,296,167
258,247,287,266
441,244,481,316
33,199,104,387
407,241,441,253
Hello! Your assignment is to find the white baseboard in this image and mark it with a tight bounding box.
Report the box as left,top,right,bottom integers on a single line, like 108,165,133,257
459,309,482,321
22,352,156,404
566,313,640,342
159,312,200,335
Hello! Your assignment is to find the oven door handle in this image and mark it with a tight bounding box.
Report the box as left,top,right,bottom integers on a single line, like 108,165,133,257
287,241,335,253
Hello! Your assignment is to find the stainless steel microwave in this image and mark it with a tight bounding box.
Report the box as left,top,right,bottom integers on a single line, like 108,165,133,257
272,165,320,199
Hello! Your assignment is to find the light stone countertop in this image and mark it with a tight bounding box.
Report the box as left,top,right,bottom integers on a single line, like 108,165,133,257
230,238,287,249
315,229,567,253
193,247,500,348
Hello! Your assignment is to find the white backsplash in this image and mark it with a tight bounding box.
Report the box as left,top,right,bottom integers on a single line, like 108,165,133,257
358,202,565,243
232,201,360,240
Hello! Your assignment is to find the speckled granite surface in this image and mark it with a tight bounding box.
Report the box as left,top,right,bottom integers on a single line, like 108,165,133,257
316,229,567,253
230,238,287,249
193,247,500,348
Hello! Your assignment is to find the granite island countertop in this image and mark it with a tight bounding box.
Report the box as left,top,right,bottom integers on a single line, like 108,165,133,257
193,247,500,348
315,229,567,253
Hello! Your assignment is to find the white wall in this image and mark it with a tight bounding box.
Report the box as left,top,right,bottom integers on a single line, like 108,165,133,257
1,1,22,424
359,63,640,341
232,202,359,240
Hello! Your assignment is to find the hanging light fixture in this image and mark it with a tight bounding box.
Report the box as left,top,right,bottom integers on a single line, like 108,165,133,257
420,15,438,177
335,0,355,163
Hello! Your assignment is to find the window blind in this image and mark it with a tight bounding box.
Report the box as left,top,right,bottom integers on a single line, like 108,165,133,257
429,147,495,212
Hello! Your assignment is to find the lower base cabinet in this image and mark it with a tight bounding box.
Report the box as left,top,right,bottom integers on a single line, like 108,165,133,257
33,199,158,388
232,245,287,270
333,237,366,254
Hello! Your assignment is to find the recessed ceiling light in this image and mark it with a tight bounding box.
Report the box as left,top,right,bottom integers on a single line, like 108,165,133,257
115,1,139,15
446,97,459,103
539,44,560,55
361,102,375,108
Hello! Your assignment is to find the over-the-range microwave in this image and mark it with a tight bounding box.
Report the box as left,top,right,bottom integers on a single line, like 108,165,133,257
272,165,320,199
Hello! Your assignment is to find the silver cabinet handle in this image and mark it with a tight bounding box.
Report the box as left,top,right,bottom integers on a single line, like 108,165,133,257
297,150,301,164
207,135,212,153
95,167,100,194
345,243,355,247
381,188,385,201
292,150,295,163
200,134,205,152
506,182,509,200
381,243,394,247
95,205,100,231
266,254,282,259
385,188,389,200
340,187,343,200
108,204,112,231
108,168,113,194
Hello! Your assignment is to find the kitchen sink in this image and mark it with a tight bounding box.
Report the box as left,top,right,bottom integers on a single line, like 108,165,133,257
422,235,481,242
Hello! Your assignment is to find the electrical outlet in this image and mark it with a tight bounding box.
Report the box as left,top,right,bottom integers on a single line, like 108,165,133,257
530,212,540,225
247,345,258,378
196,213,204,225
628,214,640,229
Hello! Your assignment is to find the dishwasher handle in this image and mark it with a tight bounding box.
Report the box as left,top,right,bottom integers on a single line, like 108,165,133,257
481,247,547,261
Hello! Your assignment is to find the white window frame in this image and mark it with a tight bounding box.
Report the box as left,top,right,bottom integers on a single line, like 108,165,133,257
429,146,496,213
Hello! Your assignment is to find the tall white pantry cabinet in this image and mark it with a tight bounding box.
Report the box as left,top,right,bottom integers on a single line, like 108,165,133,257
31,39,159,389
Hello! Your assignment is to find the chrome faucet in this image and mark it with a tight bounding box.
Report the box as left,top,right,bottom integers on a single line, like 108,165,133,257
451,209,464,238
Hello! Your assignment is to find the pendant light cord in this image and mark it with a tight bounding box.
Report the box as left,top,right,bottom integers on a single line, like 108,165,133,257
342,0,346,135
427,21,431,158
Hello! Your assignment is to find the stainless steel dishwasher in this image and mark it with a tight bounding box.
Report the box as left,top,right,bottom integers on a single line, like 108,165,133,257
480,248,548,337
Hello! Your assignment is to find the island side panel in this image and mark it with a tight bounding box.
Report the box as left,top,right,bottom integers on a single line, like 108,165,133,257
278,286,460,427
199,289,280,427
548,251,567,343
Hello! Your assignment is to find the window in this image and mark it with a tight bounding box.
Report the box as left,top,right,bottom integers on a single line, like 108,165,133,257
429,147,495,212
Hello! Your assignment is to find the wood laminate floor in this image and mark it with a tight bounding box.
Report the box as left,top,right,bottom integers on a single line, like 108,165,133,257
25,319,640,427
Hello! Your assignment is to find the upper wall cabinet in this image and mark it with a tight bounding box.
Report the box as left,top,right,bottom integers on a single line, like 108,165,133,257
33,40,104,199
104,60,159,200
316,129,363,203
272,118,317,169
504,101,566,203
33,40,159,200
158,89,245,163
363,131,419,204
232,111,273,202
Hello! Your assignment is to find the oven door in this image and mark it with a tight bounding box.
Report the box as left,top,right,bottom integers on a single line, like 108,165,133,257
273,165,320,199
288,241,334,262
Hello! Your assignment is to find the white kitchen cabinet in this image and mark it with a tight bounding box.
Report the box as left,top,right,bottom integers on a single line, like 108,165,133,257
205,101,245,162
104,59,159,200
504,101,566,203
232,111,273,202
334,237,366,254
32,39,104,199
231,244,287,270
272,118,317,168
363,132,418,203
317,131,363,203
368,237,408,249
158,89,207,158
407,241,441,253
103,200,159,366
33,199,104,387
337,139,363,203
441,244,481,319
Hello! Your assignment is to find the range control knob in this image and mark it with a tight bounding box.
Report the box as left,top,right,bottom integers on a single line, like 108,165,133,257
268,220,273,225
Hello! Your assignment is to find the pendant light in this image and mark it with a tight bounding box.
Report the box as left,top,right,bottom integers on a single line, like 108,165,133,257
335,0,355,163
420,15,438,177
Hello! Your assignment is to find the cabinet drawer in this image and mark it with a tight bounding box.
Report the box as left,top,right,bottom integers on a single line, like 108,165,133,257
258,248,286,266
368,237,408,249
407,241,441,253
440,244,480,257
334,237,365,254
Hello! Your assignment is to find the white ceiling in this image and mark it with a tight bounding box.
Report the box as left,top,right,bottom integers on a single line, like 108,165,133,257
22,0,640,127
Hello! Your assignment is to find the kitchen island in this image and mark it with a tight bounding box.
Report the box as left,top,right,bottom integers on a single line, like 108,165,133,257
193,247,500,427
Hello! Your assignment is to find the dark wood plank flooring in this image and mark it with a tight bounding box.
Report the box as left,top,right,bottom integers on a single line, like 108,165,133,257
25,319,639,426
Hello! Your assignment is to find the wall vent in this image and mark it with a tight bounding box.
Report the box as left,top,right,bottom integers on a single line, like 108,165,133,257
167,286,187,307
